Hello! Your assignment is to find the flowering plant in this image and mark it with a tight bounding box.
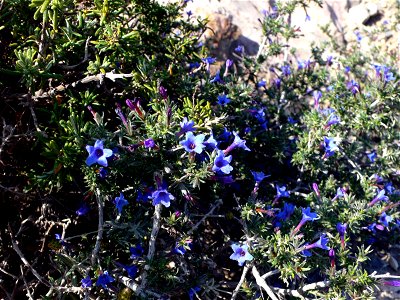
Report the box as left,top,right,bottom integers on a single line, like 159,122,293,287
1,0,400,299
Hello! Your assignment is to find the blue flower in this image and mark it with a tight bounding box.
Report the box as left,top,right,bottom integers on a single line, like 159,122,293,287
122,265,138,278
180,132,206,154
81,275,92,288
368,189,389,207
281,65,291,76
257,80,266,88
275,184,289,198
130,244,145,259
212,150,233,174
332,187,346,201
336,222,347,247
96,271,114,289
149,188,175,207
189,286,201,300
354,30,362,42
217,94,230,106
225,131,251,153
293,207,318,233
313,90,322,109
346,80,360,95
114,193,129,214
173,239,192,255
85,140,113,167
385,182,395,195
229,243,253,266
379,212,393,227
323,136,339,158
234,45,244,53
251,171,270,184
303,234,330,251
275,203,295,226
76,204,90,216
179,117,196,134
274,78,281,89
203,132,218,149
367,151,377,163
210,70,224,84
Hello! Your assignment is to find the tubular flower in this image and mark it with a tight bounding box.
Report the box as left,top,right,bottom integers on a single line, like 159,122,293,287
85,140,113,167
293,207,319,234
336,223,347,248
180,132,206,154
229,243,253,266
212,150,233,175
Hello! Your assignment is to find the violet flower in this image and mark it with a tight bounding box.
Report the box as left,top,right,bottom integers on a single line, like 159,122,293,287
229,243,253,266
293,207,319,234
367,189,389,207
212,150,233,175
85,140,113,167
180,132,206,154
336,223,347,248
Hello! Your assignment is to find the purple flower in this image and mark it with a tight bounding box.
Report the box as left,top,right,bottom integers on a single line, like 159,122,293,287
179,117,196,135
85,140,113,167
159,86,168,99
189,286,201,300
149,188,175,207
326,113,340,127
323,136,339,158
281,65,291,76
217,94,231,106
274,78,281,89
354,30,362,42
212,150,233,174
367,151,377,163
234,45,244,54
81,275,92,288
346,80,360,95
303,234,330,251
224,59,234,77
229,243,253,266
293,207,318,234
379,212,392,227
344,66,351,74
383,281,400,287
337,223,347,248
312,183,320,198
224,131,251,154
96,271,114,289
368,189,389,207
313,91,322,109
329,249,335,268
114,193,129,214
130,245,145,259
144,138,155,149
332,187,346,201
180,132,206,154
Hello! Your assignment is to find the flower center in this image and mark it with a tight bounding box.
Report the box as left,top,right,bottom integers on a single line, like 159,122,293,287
95,148,104,157
215,160,224,168
240,250,246,256
189,143,196,149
